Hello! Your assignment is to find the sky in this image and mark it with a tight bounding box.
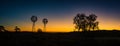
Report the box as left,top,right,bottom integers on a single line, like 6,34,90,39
0,0,120,32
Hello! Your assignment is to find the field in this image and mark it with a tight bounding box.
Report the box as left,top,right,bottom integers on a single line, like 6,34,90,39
0,30,120,46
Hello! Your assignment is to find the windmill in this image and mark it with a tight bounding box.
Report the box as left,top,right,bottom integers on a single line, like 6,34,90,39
42,18,48,32
31,16,37,32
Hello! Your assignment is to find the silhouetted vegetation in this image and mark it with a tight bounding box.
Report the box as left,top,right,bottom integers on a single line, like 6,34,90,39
0,26,8,32
37,28,42,32
73,13,99,31
14,26,21,32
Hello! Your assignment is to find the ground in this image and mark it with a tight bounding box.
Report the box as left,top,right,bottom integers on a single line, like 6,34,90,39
0,30,120,46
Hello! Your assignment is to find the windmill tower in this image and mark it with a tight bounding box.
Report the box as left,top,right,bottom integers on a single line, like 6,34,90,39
31,16,37,32
42,18,48,32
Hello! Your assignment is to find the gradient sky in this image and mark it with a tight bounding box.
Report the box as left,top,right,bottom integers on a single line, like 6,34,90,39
0,0,120,32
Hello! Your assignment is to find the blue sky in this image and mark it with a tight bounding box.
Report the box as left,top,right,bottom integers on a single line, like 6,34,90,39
0,0,120,31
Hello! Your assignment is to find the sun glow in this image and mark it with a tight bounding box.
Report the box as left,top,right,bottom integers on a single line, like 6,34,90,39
5,14,120,32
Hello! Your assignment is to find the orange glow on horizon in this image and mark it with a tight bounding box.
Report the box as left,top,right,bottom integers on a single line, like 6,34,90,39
4,13,120,32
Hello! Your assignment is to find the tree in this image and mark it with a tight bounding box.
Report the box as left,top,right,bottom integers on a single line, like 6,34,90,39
73,13,87,31
42,18,48,31
88,14,98,31
0,26,5,32
0,26,8,32
93,21,99,31
73,13,99,31
37,28,42,32
31,16,37,32
14,26,21,32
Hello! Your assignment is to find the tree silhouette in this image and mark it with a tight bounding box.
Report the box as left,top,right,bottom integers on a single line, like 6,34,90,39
31,16,37,32
42,18,48,31
73,13,87,31
73,15,79,31
88,14,98,31
79,13,88,31
14,26,21,32
0,26,5,32
73,13,99,31
37,28,42,32
0,26,8,32
93,21,99,31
